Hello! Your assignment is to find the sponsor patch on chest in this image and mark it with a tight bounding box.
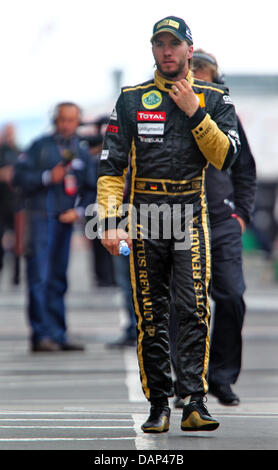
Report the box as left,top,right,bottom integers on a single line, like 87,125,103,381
137,111,166,121
138,136,164,143
137,123,164,135
100,149,109,160
142,90,163,109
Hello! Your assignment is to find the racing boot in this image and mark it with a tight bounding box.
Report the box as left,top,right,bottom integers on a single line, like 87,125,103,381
141,403,171,433
181,394,219,432
209,382,240,406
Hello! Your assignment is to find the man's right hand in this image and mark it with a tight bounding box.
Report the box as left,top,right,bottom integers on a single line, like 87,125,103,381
101,228,132,256
51,163,66,184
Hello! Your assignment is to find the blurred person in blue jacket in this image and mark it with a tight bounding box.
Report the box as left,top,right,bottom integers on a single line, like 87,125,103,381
12,102,97,352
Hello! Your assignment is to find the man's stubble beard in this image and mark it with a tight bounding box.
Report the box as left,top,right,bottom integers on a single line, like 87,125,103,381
155,59,187,79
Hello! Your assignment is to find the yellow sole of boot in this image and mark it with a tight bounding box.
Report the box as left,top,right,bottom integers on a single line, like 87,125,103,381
181,411,219,431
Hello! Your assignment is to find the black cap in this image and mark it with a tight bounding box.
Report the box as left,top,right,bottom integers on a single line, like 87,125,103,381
151,16,193,45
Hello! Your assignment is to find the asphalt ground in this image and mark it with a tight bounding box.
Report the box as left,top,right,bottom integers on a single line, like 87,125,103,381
0,229,277,460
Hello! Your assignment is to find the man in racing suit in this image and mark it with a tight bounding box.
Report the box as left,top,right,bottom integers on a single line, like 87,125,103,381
97,16,241,433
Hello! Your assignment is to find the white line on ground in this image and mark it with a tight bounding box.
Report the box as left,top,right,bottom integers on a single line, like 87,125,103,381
213,414,278,418
132,413,159,451
124,350,157,450
123,349,144,402
0,437,135,442
0,425,133,429
0,411,133,415
0,418,133,422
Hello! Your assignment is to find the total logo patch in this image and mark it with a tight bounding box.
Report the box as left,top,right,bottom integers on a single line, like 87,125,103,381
142,90,162,109
137,111,166,121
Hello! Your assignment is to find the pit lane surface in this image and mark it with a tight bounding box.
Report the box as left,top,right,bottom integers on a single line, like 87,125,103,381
0,238,277,451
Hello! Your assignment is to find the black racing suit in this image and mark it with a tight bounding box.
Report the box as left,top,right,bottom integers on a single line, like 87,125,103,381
97,70,241,401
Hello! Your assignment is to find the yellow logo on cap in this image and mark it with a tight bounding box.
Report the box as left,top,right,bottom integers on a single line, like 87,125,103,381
156,19,180,30
142,90,162,109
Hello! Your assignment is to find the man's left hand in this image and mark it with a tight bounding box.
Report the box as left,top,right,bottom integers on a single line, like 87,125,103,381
59,209,79,224
169,79,199,117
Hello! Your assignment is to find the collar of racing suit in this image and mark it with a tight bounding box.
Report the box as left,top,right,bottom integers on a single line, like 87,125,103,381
154,69,194,92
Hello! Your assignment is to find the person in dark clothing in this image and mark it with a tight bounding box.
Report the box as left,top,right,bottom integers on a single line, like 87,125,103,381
84,129,116,287
97,17,241,433
170,49,257,407
106,171,137,348
0,124,20,280
81,119,136,345
82,114,116,287
12,103,97,352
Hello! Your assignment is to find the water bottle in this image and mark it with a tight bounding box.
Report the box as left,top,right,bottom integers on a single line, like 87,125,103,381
119,240,130,256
